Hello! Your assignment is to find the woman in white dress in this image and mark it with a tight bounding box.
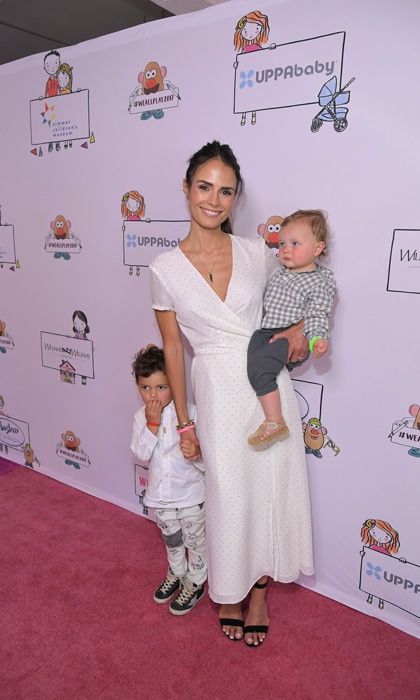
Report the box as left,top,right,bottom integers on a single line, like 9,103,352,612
149,141,314,647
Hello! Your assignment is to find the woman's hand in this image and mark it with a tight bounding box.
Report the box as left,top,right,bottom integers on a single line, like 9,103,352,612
269,319,308,363
180,428,201,460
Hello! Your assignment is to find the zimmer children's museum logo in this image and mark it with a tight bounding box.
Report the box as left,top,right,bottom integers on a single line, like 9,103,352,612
29,50,95,156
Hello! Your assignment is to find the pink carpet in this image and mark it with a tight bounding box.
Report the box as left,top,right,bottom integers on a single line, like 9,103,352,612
0,456,20,476
1,461,419,700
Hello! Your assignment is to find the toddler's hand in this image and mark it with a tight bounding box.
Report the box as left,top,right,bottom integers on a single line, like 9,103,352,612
313,338,328,359
179,427,201,461
180,439,201,460
145,398,163,425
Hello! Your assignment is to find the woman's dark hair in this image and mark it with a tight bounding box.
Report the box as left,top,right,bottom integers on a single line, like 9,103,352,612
72,310,90,334
185,140,243,234
132,344,165,382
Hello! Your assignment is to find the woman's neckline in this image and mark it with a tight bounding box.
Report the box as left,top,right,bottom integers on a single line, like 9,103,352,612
177,234,234,304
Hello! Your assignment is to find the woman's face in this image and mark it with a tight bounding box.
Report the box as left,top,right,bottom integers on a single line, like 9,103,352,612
369,526,392,545
184,158,237,232
74,316,85,332
127,197,140,213
242,21,262,41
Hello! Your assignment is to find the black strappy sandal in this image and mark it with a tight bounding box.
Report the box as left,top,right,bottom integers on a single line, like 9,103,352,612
219,618,244,641
244,578,269,648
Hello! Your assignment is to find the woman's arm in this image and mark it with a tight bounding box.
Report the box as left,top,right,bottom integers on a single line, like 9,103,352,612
269,319,309,362
154,310,200,457
155,310,189,423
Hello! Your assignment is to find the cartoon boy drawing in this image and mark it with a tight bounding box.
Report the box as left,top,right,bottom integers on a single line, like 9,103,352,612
44,50,61,97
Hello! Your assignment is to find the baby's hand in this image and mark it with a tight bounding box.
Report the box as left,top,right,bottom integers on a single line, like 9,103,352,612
180,439,201,460
313,338,328,359
145,398,162,425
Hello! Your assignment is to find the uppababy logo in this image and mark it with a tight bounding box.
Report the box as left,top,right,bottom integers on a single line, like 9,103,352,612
366,562,381,580
126,235,181,249
256,59,335,85
365,561,420,594
240,70,254,89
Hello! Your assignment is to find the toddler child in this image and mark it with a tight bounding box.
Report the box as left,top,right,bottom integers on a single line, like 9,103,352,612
130,344,207,614
247,209,336,448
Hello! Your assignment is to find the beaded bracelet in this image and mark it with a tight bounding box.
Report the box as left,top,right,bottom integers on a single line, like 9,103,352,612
147,421,160,428
176,419,194,430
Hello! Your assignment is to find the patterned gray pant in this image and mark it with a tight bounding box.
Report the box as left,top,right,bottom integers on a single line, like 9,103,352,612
153,503,207,587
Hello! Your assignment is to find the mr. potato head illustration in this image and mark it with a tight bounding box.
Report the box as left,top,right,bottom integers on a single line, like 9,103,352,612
52,215,71,240
62,429,80,452
303,417,340,459
49,214,72,260
61,429,83,469
257,215,283,250
388,402,420,458
406,403,420,458
138,60,166,121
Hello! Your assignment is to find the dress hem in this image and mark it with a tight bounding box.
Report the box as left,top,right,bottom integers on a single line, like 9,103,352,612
209,566,315,604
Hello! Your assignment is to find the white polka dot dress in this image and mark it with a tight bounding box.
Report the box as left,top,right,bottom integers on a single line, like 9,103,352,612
150,236,314,604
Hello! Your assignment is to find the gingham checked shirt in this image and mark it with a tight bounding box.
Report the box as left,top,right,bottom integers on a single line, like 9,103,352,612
261,264,336,340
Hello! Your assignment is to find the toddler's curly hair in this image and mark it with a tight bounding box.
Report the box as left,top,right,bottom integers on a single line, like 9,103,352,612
132,344,165,382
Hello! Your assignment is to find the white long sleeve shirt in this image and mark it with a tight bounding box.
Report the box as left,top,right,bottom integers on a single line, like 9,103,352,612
130,401,204,508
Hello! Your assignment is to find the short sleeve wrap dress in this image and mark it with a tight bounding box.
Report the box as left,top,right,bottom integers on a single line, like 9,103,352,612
150,235,314,604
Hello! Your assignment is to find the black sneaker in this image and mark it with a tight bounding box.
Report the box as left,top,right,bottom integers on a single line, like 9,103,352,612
153,570,180,604
169,582,205,616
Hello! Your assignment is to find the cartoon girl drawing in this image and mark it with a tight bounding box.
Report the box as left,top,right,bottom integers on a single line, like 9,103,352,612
234,10,271,53
233,10,275,126
57,63,74,148
121,191,145,221
58,63,73,94
72,310,90,385
72,310,90,339
361,519,400,556
360,518,401,610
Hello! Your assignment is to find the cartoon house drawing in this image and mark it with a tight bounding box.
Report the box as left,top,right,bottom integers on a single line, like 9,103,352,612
60,360,76,384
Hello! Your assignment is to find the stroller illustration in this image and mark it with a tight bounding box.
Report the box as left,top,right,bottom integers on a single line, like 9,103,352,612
311,76,355,133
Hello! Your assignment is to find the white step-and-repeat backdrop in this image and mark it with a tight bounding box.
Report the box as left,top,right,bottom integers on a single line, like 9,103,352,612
1,0,419,638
